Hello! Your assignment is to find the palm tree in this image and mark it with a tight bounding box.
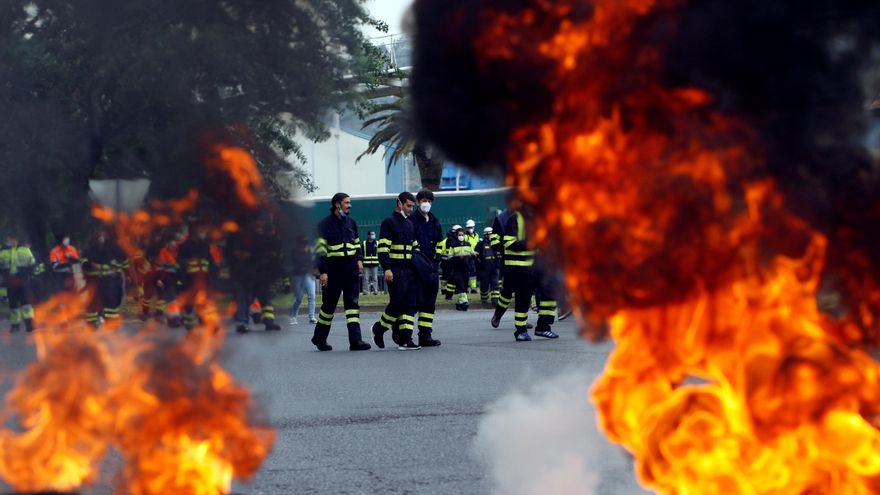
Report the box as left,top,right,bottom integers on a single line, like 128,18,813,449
357,96,444,191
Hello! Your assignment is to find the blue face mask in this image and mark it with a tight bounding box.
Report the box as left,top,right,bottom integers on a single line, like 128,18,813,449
369,235,375,240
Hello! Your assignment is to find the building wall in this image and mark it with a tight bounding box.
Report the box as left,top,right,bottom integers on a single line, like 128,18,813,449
290,129,387,199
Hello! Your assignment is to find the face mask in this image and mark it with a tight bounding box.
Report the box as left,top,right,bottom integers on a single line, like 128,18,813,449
369,235,375,240
62,237,70,246
467,228,474,234
420,202,432,213
457,235,465,242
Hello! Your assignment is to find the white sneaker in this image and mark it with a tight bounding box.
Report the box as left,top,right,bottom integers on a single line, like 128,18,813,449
289,316,298,326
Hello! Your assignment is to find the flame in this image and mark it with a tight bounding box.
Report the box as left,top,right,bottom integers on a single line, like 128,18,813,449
472,1,880,493
205,145,264,209
0,148,275,494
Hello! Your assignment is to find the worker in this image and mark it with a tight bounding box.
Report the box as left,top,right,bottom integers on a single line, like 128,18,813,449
371,192,420,350
310,192,370,351
474,227,500,307
440,226,458,299
0,232,37,332
464,219,479,293
49,233,81,294
408,189,443,347
177,222,220,330
489,197,555,341
83,230,128,329
447,225,474,311
362,230,380,295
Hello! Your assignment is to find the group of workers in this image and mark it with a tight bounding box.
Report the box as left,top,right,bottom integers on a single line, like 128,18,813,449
1,191,564,346
309,189,561,351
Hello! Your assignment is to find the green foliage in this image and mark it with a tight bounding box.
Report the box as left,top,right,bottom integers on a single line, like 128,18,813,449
357,95,444,191
0,0,380,243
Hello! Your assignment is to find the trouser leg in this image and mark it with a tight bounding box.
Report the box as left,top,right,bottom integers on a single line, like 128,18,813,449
7,284,21,330
233,280,249,324
493,281,514,319
380,266,417,342
416,275,439,341
305,277,317,320
511,272,535,333
102,276,123,323
489,268,500,302
290,275,305,317
85,278,101,326
341,271,363,343
313,275,342,344
255,281,276,326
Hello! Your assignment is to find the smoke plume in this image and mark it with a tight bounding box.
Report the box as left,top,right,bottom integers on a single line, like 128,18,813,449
474,369,648,495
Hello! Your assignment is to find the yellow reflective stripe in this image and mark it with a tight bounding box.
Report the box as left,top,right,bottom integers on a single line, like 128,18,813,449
345,309,359,316
539,310,557,316
389,253,412,260
378,239,391,246
505,259,534,267
390,244,413,250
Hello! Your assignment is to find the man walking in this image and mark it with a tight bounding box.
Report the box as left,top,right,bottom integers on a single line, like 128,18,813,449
371,192,421,350
409,189,443,347
311,193,371,351
489,197,553,341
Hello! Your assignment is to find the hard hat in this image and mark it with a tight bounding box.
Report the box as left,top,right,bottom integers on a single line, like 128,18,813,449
466,219,476,228
452,224,462,231
483,227,493,234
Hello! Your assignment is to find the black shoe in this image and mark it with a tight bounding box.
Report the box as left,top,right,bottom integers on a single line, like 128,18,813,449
398,340,421,350
350,340,372,351
311,336,333,351
391,329,402,346
490,314,501,328
462,303,469,311
419,337,441,347
235,324,250,334
534,328,559,339
264,320,281,331
372,322,386,349
514,330,532,342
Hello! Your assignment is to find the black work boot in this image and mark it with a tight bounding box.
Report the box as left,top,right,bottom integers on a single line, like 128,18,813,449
371,322,386,349
348,329,371,351
312,327,332,351
24,319,34,332
418,331,441,348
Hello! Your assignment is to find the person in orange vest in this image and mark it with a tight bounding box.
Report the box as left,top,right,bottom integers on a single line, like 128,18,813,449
49,233,81,294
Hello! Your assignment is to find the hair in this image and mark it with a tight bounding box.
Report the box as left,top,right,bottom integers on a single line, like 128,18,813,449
330,192,350,212
398,191,416,204
416,189,434,202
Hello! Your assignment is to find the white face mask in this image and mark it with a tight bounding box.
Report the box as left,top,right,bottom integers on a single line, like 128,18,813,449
420,202,432,213
457,235,465,242
62,237,70,246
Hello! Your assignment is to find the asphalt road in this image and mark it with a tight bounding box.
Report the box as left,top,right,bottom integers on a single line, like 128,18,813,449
0,309,648,495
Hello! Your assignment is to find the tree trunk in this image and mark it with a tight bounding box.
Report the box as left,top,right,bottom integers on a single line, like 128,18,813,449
412,147,443,191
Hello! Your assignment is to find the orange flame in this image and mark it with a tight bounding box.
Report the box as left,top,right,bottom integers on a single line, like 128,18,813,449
205,145,264,209
474,1,880,493
0,148,275,494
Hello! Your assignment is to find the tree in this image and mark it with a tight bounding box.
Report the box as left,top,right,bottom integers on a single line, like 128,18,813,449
356,95,444,191
0,0,384,245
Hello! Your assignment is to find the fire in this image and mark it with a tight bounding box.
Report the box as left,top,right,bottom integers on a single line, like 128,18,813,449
0,146,275,494
469,1,880,493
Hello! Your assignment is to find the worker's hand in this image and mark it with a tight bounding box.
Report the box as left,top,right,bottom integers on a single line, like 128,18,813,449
384,269,393,283
357,260,363,273
319,273,328,287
